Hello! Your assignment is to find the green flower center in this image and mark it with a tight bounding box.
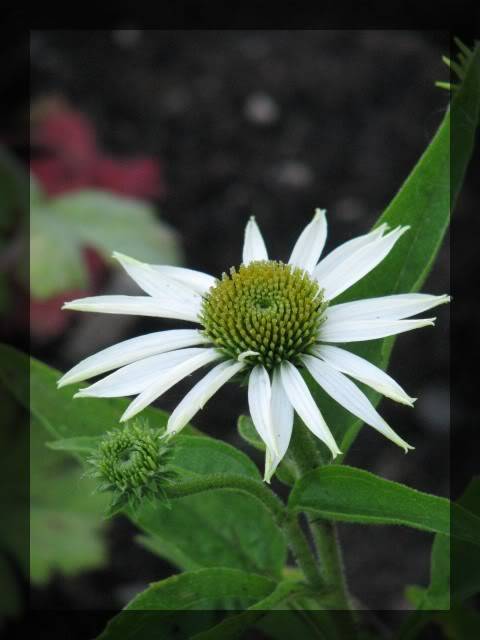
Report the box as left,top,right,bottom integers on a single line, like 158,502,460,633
200,261,328,370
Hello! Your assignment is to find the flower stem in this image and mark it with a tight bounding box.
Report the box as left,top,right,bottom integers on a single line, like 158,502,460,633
309,520,351,610
165,473,285,524
285,514,324,589
288,415,326,471
288,422,353,611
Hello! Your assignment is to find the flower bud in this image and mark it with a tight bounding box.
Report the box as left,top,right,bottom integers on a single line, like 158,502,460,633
87,419,176,516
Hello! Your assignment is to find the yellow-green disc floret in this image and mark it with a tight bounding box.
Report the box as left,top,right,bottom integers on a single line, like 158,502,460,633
201,261,328,370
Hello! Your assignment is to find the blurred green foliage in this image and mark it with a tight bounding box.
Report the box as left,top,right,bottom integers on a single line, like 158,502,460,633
28,183,183,299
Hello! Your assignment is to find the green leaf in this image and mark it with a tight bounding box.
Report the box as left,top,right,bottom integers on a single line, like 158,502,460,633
399,477,480,636
310,44,480,455
289,465,480,546
134,490,287,579
135,532,202,574
29,205,88,299
404,585,427,608
96,568,276,640
24,173,185,298
191,579,303,640
49,189,182,265
170,435,260,479
29,417,108,584
27,184,183,298
237,415,264,452
47,436,100,456
424,534,451,610
412,476,480,612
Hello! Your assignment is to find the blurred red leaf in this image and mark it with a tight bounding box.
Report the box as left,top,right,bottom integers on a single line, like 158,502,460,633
30,97,166,199
93,156,164,199
31,103,96,195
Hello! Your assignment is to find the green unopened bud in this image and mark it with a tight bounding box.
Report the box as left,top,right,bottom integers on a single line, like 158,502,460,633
87,419,176,516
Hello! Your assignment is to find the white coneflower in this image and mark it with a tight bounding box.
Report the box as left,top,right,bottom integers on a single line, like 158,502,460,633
59,210,449,481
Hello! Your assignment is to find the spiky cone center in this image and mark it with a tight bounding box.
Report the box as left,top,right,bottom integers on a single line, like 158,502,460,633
89,421,174,501
201,261,328,369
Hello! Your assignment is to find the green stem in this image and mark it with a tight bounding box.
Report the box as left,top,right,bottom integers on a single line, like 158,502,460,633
288,415,325,472
288,422,353,611
309,520,351,610
285,514,324,589
165,473,285,524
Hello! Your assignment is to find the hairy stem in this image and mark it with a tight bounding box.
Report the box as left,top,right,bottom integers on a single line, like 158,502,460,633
288,415,325,471
165,473,285,524
309,520,351,610
285,514,324,589
288,422,353,611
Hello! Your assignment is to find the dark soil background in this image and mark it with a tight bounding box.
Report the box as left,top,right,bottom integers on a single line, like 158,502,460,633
22,28,476,625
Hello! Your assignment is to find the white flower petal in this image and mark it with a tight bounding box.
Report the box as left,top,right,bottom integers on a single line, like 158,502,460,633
74,348,207,398
288,209,328,273
248,365,278,456
302,355,413,452
313,223,388,283
263,450,278,487
243,217,269,264
279,361,340,458
57,329,210,388
120,348,223,422
264,367,294,483
166,360,245,436
63,295,201,323
317,226,409,300
271,368,294,459
326,293,450,324
113,252,203,307
319,317,436,343
151,265,216,295
311,344,415,406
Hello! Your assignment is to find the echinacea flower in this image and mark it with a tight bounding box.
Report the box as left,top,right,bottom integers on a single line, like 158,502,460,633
59,210,449,481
